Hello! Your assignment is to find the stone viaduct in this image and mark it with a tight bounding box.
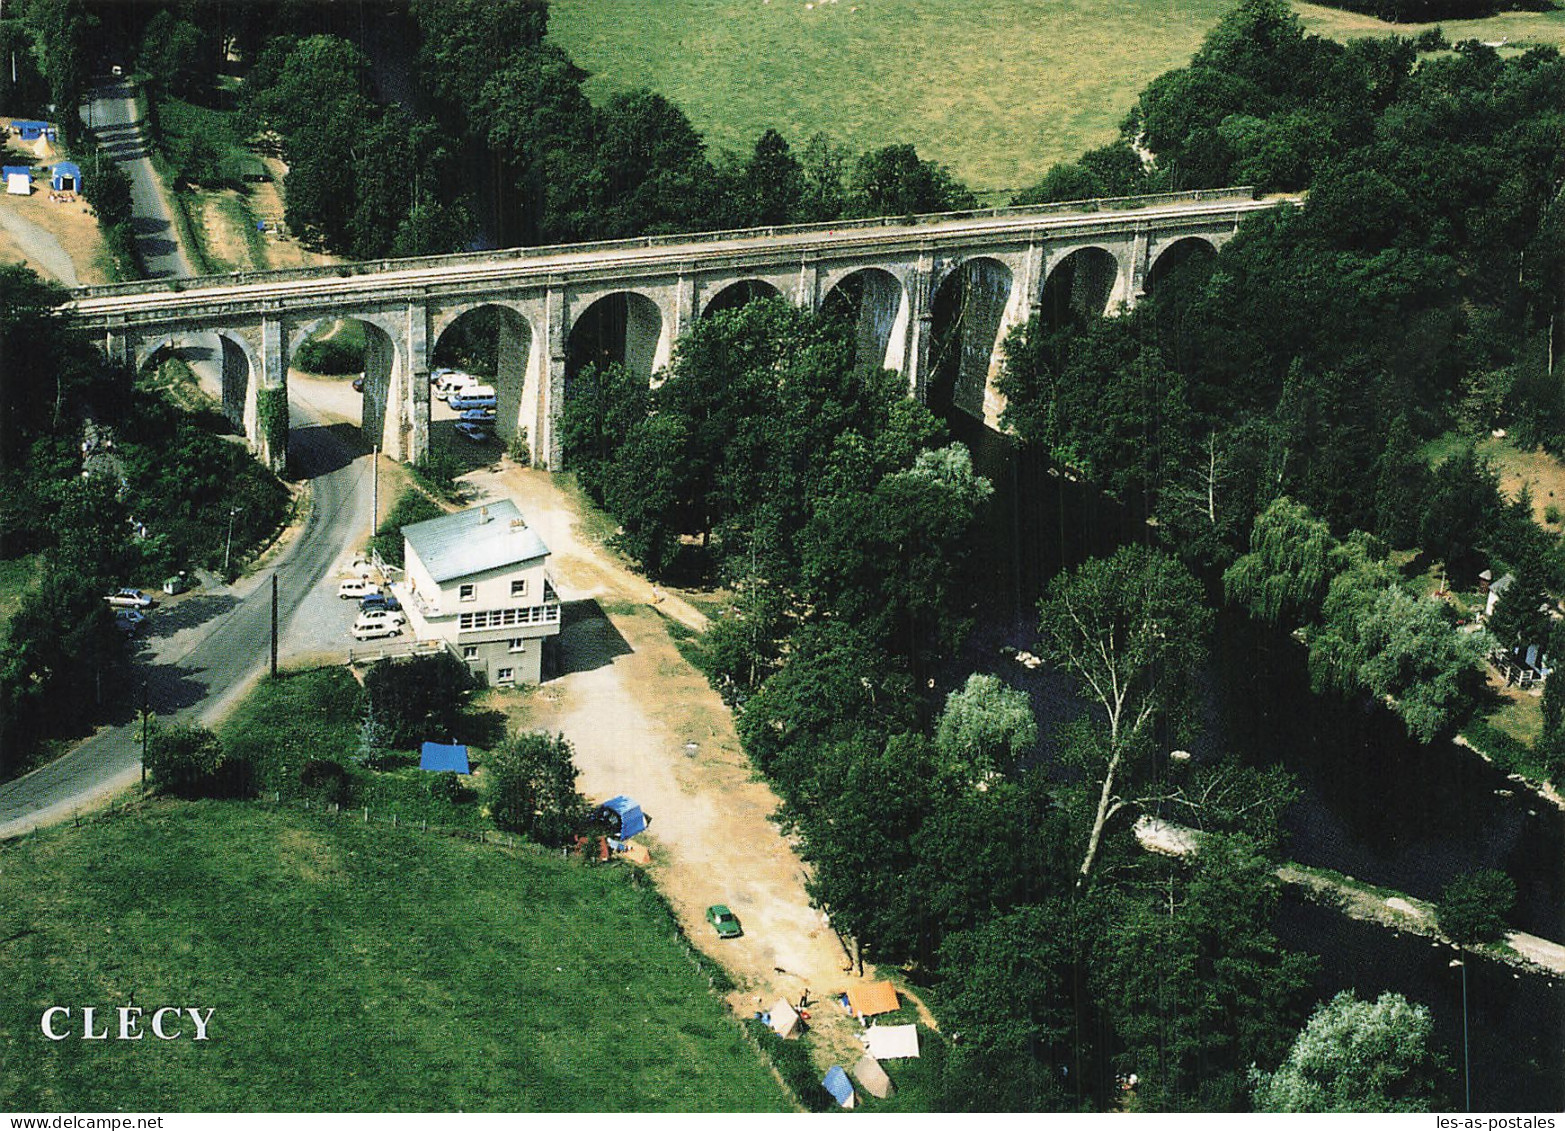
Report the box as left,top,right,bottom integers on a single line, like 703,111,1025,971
66,188,1290,473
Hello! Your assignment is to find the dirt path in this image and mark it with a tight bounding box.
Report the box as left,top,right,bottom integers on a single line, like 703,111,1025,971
0,202,79,285
461,464,904,1067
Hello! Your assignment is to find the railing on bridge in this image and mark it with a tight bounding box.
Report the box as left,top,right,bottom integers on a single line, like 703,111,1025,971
68,186,1260,301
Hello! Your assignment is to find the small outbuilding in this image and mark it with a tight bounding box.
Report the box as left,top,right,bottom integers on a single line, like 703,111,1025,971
4,165,30,195
51,161,81,192
419,741,470,774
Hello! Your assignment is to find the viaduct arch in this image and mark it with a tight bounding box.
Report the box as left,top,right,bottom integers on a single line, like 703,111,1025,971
76,189,1285,472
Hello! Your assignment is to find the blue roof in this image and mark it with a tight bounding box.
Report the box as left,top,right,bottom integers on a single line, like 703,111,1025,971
53,161,80,175
420,742,470,773
3,166,30,178
598,795,646,838
822,1066,855,1106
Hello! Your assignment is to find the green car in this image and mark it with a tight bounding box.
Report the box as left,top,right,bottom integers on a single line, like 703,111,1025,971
706,904,743,939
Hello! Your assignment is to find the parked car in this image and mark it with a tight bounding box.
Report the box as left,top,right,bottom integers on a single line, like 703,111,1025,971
352,609,404,640
434,371,478,400
337,577,380,600
105,587,153,608
449,386,497,411
705,904,743,939
114,608,147,633
360,592,401,613
455,421,491,442
458,408,496,423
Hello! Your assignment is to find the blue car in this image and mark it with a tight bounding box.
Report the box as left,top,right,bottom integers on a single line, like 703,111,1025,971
361,592,401,613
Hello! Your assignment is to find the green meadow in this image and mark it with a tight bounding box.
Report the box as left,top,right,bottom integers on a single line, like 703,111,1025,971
549,0,1565,197
0,802,789,1112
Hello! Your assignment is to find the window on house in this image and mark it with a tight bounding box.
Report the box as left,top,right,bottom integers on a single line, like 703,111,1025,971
459,583,476,602
462,645,478,660
508,638,526,653
495,667,514,685
510,579,527,598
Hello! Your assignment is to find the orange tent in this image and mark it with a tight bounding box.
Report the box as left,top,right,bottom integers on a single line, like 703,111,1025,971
845,982,899,1019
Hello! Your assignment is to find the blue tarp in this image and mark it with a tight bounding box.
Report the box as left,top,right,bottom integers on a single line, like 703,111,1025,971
420,741,470,773
597,794,646,838
51,161,80,191
822,1066,855,1107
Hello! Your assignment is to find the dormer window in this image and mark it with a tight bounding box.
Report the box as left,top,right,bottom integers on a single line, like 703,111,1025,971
510,579,527,598
459,583,476,602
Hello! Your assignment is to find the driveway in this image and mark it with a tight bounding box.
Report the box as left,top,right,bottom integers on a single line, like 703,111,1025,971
461,465,920,1066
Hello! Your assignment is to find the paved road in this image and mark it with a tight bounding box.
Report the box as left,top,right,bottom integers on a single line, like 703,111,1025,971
81,78,196,279
0,389,372,837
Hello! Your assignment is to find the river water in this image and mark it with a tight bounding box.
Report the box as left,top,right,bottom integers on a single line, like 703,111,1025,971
951,420,1565,1110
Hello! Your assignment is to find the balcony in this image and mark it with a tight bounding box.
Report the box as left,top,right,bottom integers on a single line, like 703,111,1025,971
456,602,561,634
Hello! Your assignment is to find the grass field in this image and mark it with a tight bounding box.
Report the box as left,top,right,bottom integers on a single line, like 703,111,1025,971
548,0,1565,197
0,801,790,1111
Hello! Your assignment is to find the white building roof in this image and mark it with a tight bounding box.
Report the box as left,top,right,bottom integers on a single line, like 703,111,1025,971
401,500,549,583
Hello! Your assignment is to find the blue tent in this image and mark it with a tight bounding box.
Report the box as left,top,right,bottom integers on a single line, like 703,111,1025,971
597,794,646,838
420,741,470,773
822,1066,855,1108
12,121,51,141
51,161,81,192
3,165,30,181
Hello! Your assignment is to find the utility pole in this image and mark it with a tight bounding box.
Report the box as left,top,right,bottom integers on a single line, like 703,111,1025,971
270,573,278,677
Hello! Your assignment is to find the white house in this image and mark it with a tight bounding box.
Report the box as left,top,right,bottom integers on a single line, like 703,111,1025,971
395,500,561,684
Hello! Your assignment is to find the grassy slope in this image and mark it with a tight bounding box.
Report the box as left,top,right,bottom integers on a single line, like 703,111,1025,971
0,801,789,1112
548,0,1236,195
548,1,1565,197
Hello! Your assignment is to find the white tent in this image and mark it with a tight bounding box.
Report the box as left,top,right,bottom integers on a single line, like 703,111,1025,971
6,172,29,195
864,1023,920,1059
768,997,802,1040
853,1054,895,1099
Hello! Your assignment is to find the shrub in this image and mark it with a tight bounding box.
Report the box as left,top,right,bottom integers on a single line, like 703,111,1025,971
485,731,588,844
363,652,476,748
1438,869,1516,944
426,770,468,803
299,758,351,806
146,723,231,798
292,336,364,375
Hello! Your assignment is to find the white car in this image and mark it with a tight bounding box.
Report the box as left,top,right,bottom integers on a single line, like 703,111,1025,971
105,587,153,609
337,577,380,600
433,371,477,400
352,609,404,640
115,608,147,632
455,421,490,442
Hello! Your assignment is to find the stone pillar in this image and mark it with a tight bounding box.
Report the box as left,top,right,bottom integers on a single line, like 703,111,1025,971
1021,238,1046,315
544,285,569,470
1123,227,1152,311
672,270,698,340
903,253,935,402
102,326,131,369
796,260,821,311
400,301,430,463
256,315,288,473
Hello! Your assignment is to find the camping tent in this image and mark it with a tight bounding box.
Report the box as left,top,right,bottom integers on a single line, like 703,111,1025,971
419,741,470,773
846,981,899,1020
12,121,50,141
4,166,30,195
821,1066,856,1109
852,1054,894,1099
597,794,647,838
50,161,80,192
865,1023,920,1059
768,998,802,1040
